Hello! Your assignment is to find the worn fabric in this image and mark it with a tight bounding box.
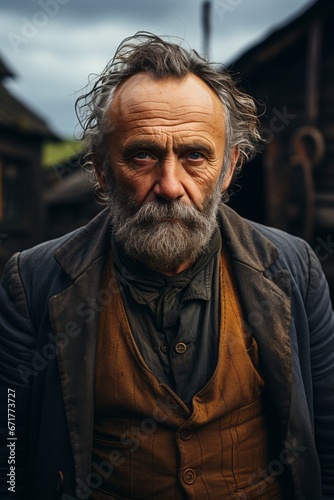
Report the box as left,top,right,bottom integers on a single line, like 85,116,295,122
92,250,289,499
0,205,333,499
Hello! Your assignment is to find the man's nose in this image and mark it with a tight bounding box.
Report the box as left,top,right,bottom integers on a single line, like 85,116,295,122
153,159,185,201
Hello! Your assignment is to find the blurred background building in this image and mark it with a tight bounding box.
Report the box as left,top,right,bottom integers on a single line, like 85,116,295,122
228,0,334,298
0,55,58,268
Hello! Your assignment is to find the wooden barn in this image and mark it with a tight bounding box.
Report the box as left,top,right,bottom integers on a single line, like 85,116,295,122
0,55,58,272
227,0,334,299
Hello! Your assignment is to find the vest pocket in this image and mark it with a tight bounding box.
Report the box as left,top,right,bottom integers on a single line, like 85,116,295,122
92,492,130,500
92,418,133,497
92,418,183,498
94,418,133,449
235,474,286,499
227,397,285,497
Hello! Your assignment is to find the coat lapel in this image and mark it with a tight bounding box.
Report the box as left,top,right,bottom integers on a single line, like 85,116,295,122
219,206,292,441
48,209,110,485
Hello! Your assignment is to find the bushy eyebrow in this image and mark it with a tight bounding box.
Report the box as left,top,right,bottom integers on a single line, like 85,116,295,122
122,141,162,158
121,140,214,158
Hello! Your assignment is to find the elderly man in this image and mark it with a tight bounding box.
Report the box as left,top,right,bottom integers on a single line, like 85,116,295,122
0,33,333,500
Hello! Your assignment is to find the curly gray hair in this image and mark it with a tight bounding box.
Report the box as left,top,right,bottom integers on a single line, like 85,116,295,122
75,31,261,200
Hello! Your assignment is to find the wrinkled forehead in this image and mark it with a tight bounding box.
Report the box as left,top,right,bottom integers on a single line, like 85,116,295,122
108,72,226,125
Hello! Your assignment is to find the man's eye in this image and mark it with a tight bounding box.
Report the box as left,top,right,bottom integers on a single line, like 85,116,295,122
134,152,151,159
188,152,204,160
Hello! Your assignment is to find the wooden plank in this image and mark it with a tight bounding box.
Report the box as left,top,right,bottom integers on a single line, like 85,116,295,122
306,18,322,123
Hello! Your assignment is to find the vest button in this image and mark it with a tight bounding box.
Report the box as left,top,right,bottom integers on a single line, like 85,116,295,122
160,344,168,354
175,342,187,354
180,428,193,440
182,468,196,485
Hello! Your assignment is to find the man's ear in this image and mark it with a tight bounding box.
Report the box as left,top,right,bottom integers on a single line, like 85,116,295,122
221,147,239,192
93,159,108,191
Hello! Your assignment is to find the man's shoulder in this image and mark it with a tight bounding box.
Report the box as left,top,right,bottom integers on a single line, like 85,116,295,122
248,219,310,255
19,226,83,267
2,208,111,298
220,206,322,306
219,204,312,270
19,208,110,268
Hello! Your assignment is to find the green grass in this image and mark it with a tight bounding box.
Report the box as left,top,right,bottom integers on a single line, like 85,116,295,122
42,139,84,168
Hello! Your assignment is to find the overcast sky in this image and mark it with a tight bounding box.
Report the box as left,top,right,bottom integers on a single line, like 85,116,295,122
0,0,315,138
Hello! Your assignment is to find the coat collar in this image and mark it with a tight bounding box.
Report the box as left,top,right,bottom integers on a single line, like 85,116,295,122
53,207,111,281
217,204,280,272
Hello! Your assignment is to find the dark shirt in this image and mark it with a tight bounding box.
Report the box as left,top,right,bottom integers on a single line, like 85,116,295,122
113,245,221,408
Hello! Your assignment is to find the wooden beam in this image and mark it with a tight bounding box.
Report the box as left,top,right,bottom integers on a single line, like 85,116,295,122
306,18,322,124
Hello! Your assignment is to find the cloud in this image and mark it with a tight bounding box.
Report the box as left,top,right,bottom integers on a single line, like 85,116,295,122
0,0,315,136
1,0,202,33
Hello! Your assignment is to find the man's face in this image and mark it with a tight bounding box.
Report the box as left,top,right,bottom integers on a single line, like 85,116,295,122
100,72,234,209
96,73,238,274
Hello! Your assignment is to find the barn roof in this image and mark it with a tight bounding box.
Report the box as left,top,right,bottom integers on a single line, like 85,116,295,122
0,84,58,139
0,53,58,140
230,0,333,74
0,55,14,81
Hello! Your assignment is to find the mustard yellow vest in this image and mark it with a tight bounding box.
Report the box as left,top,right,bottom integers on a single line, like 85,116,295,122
91,251,288,499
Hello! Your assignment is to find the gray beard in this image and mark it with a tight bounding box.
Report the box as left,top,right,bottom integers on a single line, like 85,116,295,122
107,184,223,274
